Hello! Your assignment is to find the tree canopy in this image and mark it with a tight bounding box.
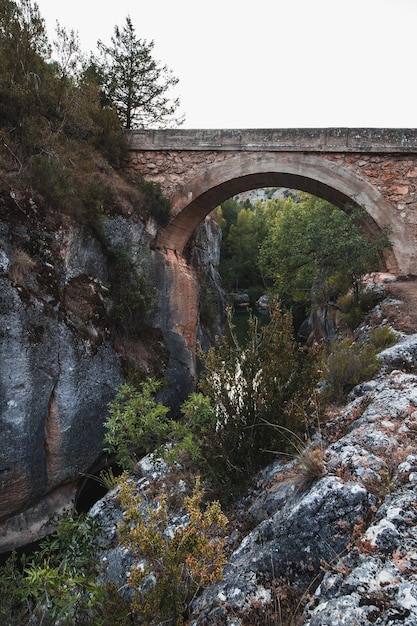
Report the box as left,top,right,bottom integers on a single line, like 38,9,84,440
95,16,184,129
1,2,183,149
218,196,282,295
259,194,392,307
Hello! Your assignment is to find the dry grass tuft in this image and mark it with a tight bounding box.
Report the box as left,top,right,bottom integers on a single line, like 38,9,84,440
287,445,327,494
9,248,36,285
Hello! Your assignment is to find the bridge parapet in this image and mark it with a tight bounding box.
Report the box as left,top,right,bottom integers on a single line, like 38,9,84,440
129,128,417,153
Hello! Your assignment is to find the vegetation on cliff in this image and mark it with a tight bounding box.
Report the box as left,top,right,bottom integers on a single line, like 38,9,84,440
0,0,178,370
0,0,181,222
0,288,402,624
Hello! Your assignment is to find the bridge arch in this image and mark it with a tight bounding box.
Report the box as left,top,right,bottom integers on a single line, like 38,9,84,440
154,153,407,274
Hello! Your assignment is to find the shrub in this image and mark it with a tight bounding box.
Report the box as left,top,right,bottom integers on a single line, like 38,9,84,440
90,105,129,166
193,300,324,494
325,338,380,400
142,180,170,226
103,380,170,469
339,304,363,331
30,152,75,210
337,288,384,331
0,514,130,625
337,293,363,330
118,475,227,625
0,552,26,625
368,325,398,351
79,180,112,225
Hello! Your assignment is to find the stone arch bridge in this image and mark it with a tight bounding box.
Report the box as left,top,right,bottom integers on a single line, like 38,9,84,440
128,128,417,274
126,128,417,372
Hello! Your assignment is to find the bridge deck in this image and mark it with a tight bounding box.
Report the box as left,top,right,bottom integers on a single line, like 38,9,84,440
128,128,417,153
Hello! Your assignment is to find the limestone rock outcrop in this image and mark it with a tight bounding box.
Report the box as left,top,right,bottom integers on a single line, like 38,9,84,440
90,324,417,625
0,190,223,552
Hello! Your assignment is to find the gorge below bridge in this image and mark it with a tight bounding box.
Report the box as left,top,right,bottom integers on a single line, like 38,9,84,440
126,128,417,364
3,129,417,553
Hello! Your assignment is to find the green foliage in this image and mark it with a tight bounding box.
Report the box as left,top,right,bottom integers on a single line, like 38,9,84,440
88,102,129,166
337,289,383,331
324,322,397,401
325,338,381,400
191,300,324,492
118,475,227,625
259,195,392,309
142,179,170,225
0,0,51,132
368,325,397,351
337,292,368,331
219,197,277,293
0,514,130,625
0,551,27,624
95,16,183,129
32,514,101,571
106,246,154,337
102,303,323,497
217,196,242,239
0,1,128,184
104,380,170,469
174,392,218,466
29,151,74,208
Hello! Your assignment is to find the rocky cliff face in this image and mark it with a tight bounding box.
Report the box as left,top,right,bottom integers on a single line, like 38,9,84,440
89,289,417,625
0,186,223,552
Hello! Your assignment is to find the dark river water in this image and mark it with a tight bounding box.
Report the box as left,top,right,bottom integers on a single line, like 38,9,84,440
227,307,270,345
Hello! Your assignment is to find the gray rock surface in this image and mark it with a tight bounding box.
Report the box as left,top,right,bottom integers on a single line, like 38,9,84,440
0,202,223,551
90,326,417,625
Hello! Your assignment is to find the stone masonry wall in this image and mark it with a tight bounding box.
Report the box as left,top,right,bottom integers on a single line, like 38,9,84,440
126,150,417,226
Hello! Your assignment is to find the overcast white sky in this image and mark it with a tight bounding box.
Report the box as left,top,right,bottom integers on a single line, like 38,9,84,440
35,0,416,129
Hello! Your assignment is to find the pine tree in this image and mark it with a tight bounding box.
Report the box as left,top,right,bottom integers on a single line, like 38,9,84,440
96,16,183,129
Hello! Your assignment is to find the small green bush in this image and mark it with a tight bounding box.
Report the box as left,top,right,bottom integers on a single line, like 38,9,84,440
0,514,130,625
194,301,324,494
368,325,398,351
118,475,227,625
325,338,380,400
30,152,74,210
340,305,363,331
104,380,170,469
0,552,26,625
142,180,170,226
90,105,129,166
337,290,376,331
336,294,364,330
